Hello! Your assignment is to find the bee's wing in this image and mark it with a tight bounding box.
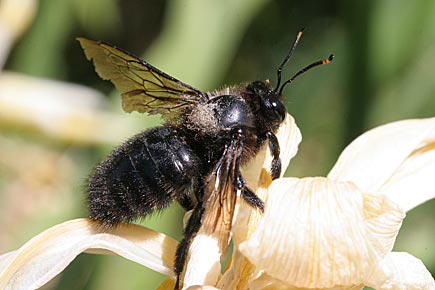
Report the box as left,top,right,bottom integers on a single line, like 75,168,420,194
199,139,241,256
77,38,208,119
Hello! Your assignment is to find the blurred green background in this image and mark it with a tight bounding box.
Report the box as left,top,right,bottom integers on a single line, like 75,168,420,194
0,0,434,289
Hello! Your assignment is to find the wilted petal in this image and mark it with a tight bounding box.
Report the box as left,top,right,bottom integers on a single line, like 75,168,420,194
181,114,301,290
0,0,37,66
156,279,222,290
157,278,177,290
362,193,404,255
236,113,302,240
185,286,220,290
217,114,301,289
378,140,435,212
242,113,302,190
183,234,222,289
364,252,435,290
0,252,16,274
0,72,138,145
328,118,435,199
0,219,177,290
249,272,364,290
239,177,405,288
273,113,303,179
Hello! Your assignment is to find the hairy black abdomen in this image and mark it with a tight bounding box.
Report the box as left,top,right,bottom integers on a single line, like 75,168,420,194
87,126,201,227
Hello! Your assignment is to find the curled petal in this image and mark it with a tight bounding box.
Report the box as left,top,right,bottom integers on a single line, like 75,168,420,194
243,113,302,190
239,177,405,288
219,114,301,289
362,193,405,254
364,252,435,290
157,278,176,290
378,140,435,212
183,234,221,289
237,113,302,238
328,118,435,202
0,219,177,290
0,0,37,66
274,113,303,179
194,114,301,290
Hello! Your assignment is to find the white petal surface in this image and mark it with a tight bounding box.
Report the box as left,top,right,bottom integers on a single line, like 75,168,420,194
0,72,137,145
365,252,435,290
0,219,177,290
378,140,435,212
362,193,404,255
209,114,301,290
183,234,221,289
239,177,405,288
274,113,303,179
236,113,302,240
249,272,365,290
186,286,220,290
328,118,435,196
242,113,302,191
0,0,37,66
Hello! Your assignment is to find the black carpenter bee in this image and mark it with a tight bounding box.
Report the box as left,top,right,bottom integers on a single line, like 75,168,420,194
78,30,333,289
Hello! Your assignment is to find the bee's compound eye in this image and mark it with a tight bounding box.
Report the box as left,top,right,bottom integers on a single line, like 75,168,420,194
271,99,286,122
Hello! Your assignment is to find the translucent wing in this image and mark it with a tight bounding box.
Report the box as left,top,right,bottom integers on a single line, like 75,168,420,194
199,139,241,256
77,37,208,119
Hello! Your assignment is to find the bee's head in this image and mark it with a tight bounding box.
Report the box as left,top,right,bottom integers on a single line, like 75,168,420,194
246,80,286,124
246,31,334,131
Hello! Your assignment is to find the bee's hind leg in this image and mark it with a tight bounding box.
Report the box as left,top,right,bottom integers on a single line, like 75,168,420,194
174,201,205,290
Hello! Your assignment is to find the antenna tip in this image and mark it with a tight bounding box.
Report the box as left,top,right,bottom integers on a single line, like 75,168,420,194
322,54,335,65
296,28,305,38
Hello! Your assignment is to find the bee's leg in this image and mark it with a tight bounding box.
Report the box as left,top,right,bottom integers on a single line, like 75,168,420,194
174,136,241,289
174,201,205,290
266,131,281,179
177,194,195,211
239,181,264,212
233,137,264,211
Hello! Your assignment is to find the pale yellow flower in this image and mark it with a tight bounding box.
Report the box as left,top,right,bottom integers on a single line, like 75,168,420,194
0,1,139,146
222,117,435,290
0,0,37,66
0,115,434,290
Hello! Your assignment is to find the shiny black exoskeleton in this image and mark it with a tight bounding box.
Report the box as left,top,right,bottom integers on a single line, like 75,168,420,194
87,82,285,285
88,82,285,225
81,30,333,289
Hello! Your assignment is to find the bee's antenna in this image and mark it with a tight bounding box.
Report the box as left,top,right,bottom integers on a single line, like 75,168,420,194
274,28,305,92
278,54,334,96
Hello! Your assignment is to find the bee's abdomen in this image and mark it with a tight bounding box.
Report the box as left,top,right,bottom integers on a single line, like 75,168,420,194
87,126,201,228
